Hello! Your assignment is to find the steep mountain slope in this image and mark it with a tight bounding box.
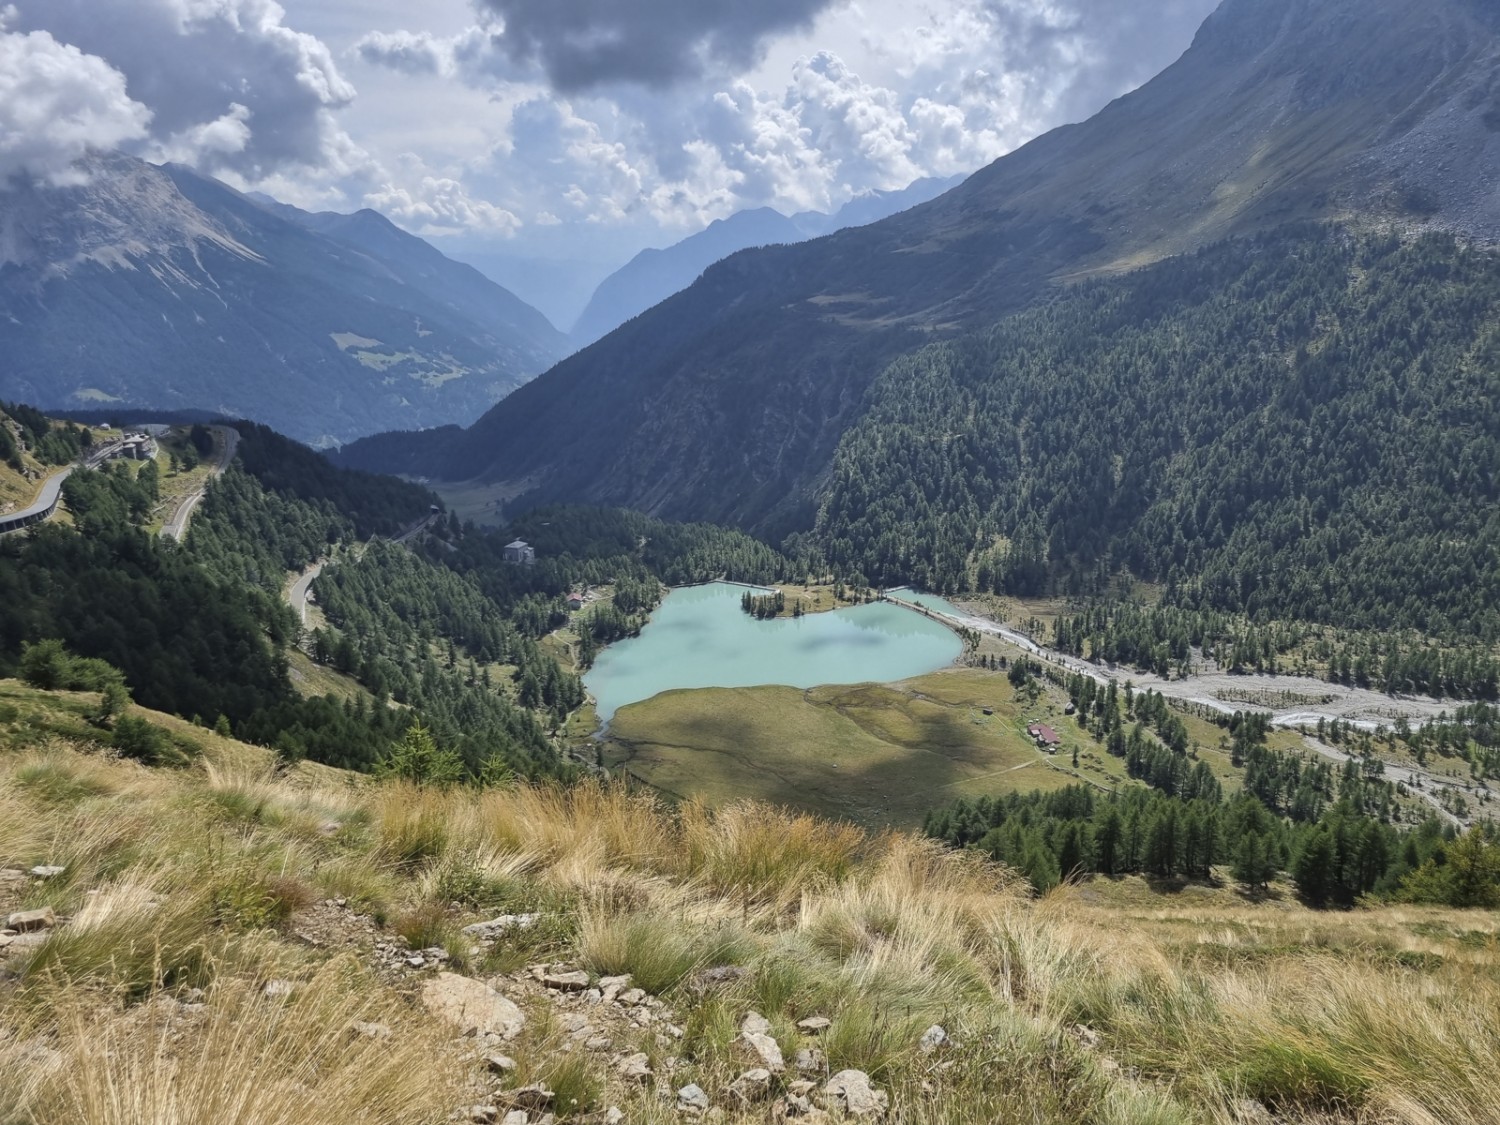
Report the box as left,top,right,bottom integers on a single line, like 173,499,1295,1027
0,156,565,446
570,176,963,346
340,0,1500,536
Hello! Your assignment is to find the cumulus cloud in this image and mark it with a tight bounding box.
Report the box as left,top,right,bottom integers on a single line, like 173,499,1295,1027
472,0,845,91
0,18,151,185
354,28,454,77
364,154,522,235
5,0,365,180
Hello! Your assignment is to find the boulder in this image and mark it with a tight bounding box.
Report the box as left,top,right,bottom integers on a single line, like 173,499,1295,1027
822,1070,888,1118
741,1011,772,1036
421,973,526,1039
4,907,56,932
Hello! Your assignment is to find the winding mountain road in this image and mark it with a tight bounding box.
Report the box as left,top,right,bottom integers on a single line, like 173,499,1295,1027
163,425,239,542
889,593,1491,824
286,560,327,627
0,466,73,535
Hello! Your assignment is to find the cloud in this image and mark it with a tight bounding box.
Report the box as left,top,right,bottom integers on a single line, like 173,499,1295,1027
354,29,453,77
472,0,846,91
364,155,522,236
5,0,365,180
0,16,152,186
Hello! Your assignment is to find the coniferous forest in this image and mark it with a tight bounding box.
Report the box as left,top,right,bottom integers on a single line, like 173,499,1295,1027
816,229,1500,644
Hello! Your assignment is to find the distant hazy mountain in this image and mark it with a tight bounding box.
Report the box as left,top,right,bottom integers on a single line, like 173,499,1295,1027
569,176,964,346
0,155,566,446
340,0,1500,535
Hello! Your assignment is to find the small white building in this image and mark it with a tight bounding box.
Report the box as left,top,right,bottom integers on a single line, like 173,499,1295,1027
502,539,536,565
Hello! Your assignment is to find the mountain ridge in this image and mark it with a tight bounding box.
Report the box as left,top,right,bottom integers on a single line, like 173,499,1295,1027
0,155,566,446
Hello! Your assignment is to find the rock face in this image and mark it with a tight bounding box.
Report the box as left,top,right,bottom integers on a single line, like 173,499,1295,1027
421,973,526,1039
823,1070,888,1118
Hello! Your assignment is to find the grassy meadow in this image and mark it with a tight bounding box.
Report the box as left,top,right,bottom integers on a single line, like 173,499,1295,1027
1,680,1499,1125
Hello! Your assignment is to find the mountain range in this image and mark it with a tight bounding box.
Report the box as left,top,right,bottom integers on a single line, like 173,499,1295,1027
0,155,566,446
569,175,965,346
337,0,1500,539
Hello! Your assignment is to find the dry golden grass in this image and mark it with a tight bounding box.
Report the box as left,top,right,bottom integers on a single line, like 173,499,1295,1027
2,688,1498,1125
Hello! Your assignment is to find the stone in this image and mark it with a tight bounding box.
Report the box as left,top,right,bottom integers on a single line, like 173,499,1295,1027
794,1048,825,1073
349,1020,392,1039
677,1084,711,1112
604,1109,624,1125
1071,1024,1100,1050
508,1085,554,1111
739,1031,785,1073
821,1071,887,1118
617,1052,652,1082
787,1081,816,1097
694,965,748,987
741,1012,772,1036
407,955,428,968
542,969,591,992
502,1113,528,1125
618,988,647,1006
796,1016,831,1034
463,914,542,941
422,973,526,1039
485,1054,518,1074
465,1107,497,1123
262,979,296,999
918,1025,949,1054
585,1036,613,1051
4,907,55,932
730,1068,773,1103
28,865,65,879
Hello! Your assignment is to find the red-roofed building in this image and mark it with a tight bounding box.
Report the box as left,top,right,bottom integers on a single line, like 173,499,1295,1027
1027,722,1061,749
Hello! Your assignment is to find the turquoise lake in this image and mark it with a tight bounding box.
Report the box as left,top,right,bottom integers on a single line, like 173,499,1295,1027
583,582,964,722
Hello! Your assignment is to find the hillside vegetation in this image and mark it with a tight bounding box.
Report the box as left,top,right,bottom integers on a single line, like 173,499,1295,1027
3,686,1500,1125
817,230,1500,642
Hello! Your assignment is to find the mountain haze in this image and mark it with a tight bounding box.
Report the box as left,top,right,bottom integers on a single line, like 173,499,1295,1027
0,155,566,446
339,0,1500,535
570,176,964,346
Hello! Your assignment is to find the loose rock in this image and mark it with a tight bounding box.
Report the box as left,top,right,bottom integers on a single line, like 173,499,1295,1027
5,907,56,932
542,969,591,992
501,1113,528,1125
918,1025,949,1054
822,1071,888,1118
262,979,296,999
741,1012,772,1036
730,1067,773,1103
617,1052,653,1082
677,1084,711,1113
508,1085,554,1111
422,973,526,1039
349,1021,392,1040
739,1031,785,1073
28,866,65,879
796,1016,831,1035
486,1054,518,1074
794,1048,825,1073
463,914,541,940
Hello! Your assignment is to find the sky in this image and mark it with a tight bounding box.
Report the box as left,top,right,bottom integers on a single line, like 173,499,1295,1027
0,0,1219,323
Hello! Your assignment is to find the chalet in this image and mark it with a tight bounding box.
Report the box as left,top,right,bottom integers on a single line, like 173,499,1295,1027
1027,722,1061,750
502,539,536,565
566,592,584,610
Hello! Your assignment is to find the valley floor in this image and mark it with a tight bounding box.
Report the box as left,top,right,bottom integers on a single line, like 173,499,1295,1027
2,680,1498,1125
